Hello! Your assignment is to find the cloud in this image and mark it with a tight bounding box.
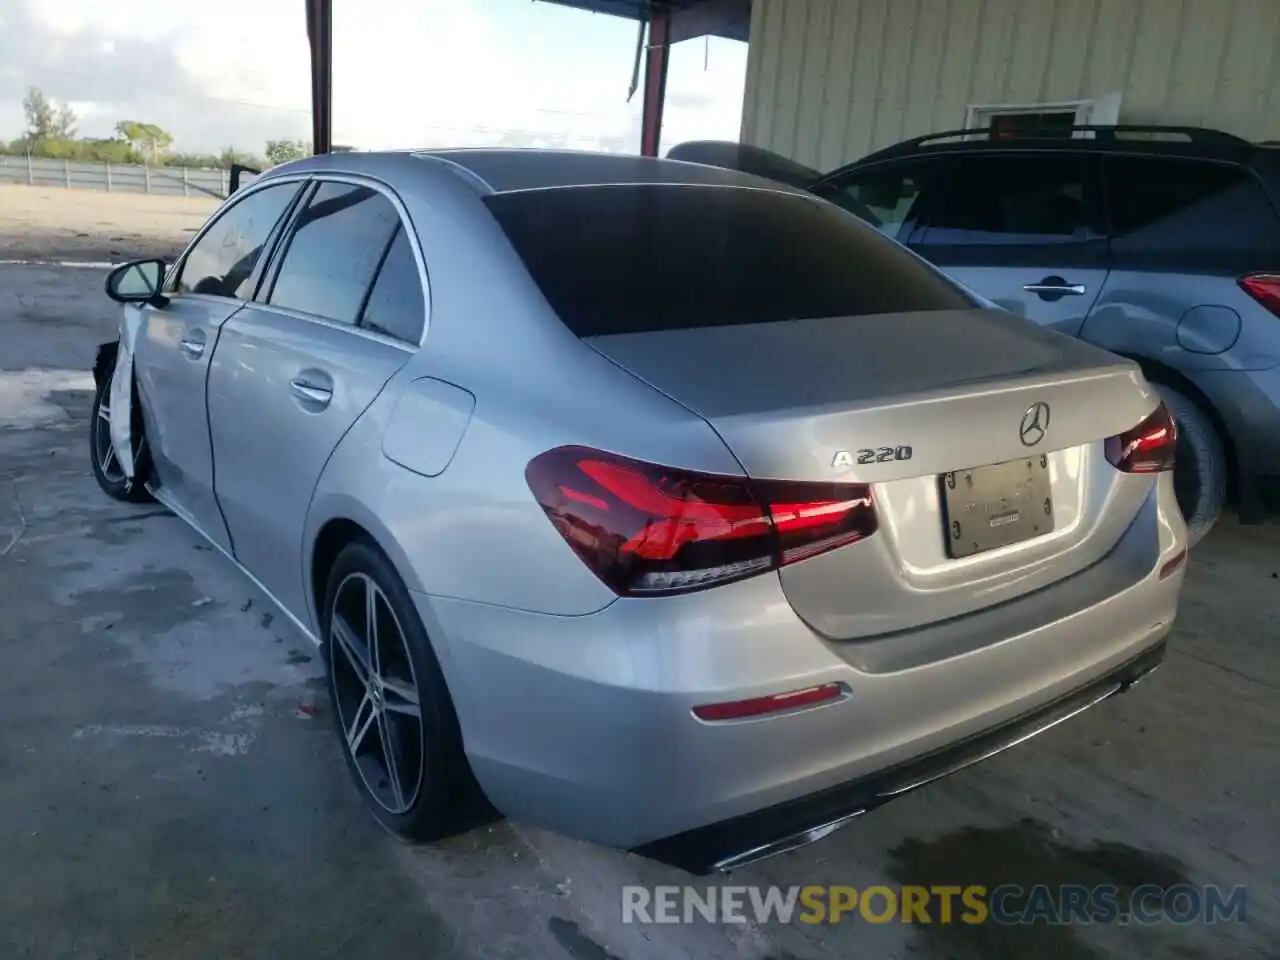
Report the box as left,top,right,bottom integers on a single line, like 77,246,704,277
0,0,747,154
0,0,310,152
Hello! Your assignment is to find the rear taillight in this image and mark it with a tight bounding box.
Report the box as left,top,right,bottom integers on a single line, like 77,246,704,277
1239,273,1280,316
1104,403,1177,474
525,446,877,596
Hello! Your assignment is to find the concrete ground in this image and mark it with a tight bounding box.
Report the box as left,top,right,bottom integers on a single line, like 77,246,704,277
0,191,1277,959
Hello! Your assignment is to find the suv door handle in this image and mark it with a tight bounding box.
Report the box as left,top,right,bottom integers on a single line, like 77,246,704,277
179,334,206,358
1024,279,1087,297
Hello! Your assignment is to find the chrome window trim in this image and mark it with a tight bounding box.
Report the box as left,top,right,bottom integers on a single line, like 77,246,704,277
247,301,417,354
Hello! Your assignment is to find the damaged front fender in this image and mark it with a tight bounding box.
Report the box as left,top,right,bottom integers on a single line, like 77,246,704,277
97,305,149,488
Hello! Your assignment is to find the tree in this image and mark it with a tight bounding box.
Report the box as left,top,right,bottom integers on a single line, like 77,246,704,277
219,146,266,170
115,120,174,162
265,139,309,165
22,87,55,147
21,87,77,150
53,103,77,140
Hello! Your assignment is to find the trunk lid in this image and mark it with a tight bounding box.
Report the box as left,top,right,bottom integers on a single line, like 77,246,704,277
587,309,1161,639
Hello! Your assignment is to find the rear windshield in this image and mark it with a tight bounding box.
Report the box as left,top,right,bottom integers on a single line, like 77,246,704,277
483,184,974,337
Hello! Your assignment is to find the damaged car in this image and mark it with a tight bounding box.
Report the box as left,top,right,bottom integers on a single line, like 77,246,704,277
92,148,1186,873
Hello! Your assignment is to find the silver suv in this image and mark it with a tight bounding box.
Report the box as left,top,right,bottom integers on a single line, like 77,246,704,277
672,127,1280,544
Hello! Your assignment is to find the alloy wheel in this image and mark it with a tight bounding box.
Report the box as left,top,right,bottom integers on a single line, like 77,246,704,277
329,572,425,815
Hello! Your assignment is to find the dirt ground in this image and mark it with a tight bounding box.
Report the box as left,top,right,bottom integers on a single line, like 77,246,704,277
0,189,1277,959
0,184,217,263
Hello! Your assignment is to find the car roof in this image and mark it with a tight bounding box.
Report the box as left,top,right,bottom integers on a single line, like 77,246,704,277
264,147,807,197
827,125,1270,181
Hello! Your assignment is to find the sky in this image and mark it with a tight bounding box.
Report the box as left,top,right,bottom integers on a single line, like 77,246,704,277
0,0,749,156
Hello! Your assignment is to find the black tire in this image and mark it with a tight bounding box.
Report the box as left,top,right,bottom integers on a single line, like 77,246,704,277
89,367,153,504
1156,384,1226,547
321,538,487,840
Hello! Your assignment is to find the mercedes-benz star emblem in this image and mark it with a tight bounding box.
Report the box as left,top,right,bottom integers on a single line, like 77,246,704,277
1019,402,1051,447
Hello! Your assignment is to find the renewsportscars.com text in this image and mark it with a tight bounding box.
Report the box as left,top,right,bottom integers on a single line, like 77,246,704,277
621,884,1247,926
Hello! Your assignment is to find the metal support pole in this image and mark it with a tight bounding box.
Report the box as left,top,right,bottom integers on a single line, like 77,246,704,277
306,0,333,155
640,6,672,158
105,161,112,192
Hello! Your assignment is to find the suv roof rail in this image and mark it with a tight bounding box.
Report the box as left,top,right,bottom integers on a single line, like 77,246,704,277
861,124,1251,163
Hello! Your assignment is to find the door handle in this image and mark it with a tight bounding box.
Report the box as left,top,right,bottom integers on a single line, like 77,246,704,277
179,336,205,358
290,379,333,406
1023,281,1087,296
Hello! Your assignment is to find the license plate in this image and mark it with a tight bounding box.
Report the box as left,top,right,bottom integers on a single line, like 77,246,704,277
939,455,1054,559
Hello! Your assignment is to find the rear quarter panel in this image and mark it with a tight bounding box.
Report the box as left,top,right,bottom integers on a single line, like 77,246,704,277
304,338,746,623
1081,272,1280,373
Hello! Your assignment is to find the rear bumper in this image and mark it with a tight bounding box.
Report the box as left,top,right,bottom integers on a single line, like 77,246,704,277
412,475,1185,867
636,639,1166,873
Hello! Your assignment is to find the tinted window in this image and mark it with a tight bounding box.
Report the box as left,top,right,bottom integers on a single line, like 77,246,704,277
268,182,401,324
483,185,972,337
1105,157,1279,258
818,165,926,238
177,182,301,298
915,155,1093,245
360,226,425,343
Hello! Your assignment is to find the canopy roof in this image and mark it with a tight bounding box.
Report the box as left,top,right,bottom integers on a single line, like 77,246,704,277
537,0,751,42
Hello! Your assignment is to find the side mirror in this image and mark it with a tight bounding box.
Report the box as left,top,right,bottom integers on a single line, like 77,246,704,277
105,259,168,306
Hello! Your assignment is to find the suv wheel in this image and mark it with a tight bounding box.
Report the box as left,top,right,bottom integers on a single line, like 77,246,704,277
1156,385,1225,547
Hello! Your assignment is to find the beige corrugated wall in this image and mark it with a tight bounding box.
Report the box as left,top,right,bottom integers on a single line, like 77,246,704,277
740,0,1280,169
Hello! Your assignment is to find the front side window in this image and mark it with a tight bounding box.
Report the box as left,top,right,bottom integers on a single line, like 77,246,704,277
176,181,302,298
913,155,1094,246
483,184,973,337
267,181,402,325
817,165,927,239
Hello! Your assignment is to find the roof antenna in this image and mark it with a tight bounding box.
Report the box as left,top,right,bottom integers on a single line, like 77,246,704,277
626,16,646,102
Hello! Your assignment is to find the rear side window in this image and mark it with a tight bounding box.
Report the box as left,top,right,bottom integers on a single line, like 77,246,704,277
268,181,402,324
912,154,1095,246
1104,157,1280,266
360,226,425,344
483,185,972,337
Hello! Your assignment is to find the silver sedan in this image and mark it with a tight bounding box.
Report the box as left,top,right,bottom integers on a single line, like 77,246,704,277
91,148,1187,873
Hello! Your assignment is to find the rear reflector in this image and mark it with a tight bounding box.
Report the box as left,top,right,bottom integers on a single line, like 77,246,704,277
692,682,846,722
526,446,877,596
1239,273,1280,316
1104,402,1177,474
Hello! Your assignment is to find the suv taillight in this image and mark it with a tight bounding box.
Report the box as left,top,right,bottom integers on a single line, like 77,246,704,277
1239,273,1280,316
526,446,877,596
1104,403,1177,474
